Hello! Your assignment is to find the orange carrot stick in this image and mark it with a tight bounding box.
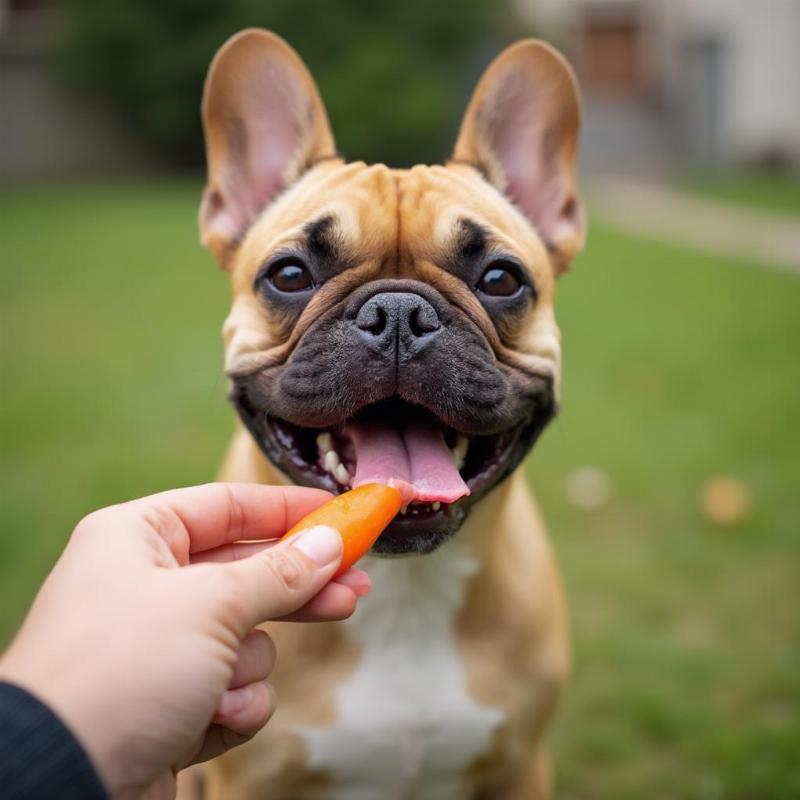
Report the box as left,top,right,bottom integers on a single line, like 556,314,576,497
283,483,402,576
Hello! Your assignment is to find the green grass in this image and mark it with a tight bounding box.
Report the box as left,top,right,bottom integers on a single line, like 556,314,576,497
2,182,799,798
678,170,800,217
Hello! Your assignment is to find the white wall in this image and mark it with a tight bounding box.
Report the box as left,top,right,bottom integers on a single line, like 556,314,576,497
688,0,800,163
517,0,800,166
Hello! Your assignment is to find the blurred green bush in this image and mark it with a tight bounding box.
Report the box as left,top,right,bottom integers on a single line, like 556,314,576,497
63,0,515,168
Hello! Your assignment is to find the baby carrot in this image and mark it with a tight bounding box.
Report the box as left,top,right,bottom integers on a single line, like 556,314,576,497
283,483,402,576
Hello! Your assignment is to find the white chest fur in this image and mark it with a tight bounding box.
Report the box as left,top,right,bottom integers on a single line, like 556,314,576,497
297,542,503,800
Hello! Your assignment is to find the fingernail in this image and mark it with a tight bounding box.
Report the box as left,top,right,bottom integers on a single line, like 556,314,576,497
216,685,253,719
291,525,342,566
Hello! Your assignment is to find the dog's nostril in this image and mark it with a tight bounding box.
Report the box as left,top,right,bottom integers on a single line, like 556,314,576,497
356,303,388,336
408,304,440,338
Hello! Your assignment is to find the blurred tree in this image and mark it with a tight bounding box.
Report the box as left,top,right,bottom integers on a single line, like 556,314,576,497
62,0,514,168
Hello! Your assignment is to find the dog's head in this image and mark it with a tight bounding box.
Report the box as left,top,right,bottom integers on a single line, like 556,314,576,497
200,30,584,554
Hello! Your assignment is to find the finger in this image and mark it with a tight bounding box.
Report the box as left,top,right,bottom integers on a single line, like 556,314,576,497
223,525,343,627
277,580,358,622
190,539,278,565
193,537,370,597
214,680,276,730
189,681,277,766
229,630,276,689
122,482,332,557
333,568,372,597
277,569,371,622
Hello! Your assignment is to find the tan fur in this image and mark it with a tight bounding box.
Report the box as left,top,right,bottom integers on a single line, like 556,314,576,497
181,29,584,799
198,449,568,799
456,476,569,797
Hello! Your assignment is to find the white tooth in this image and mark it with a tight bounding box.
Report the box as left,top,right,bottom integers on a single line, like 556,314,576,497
452,435,469,469
400,505,408,514
453,434,469,460
316,432,333,454
323,450,340,472
431,501,441,511
334,464,350,485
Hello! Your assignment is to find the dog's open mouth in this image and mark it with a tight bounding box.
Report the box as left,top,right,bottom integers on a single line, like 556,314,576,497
233,394,537,552
254,398,518,509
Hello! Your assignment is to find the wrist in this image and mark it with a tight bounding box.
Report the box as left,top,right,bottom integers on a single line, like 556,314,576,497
0,677,109,799
0,649,116,795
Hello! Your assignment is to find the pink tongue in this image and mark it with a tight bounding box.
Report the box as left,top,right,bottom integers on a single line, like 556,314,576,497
346,422,470,506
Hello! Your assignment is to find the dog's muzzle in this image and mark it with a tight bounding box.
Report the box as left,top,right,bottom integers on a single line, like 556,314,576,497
229,278,557,554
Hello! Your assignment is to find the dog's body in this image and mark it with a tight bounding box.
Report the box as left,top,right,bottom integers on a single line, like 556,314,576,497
202,434,568,799
186,30,584,799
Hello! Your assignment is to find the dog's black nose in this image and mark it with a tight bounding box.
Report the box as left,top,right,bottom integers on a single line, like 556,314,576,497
354,292,442,360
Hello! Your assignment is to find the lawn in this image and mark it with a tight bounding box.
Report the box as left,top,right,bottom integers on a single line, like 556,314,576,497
2,181,799,799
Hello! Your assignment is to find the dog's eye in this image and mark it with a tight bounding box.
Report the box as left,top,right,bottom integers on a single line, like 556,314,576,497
268,261,314,293
477,264,522,297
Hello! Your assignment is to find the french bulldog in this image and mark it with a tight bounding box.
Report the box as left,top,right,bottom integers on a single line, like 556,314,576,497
187,28,584,799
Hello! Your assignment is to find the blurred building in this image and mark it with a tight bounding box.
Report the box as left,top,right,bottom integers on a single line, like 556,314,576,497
3,0,798,182
517,0,800,175
0,1,154,183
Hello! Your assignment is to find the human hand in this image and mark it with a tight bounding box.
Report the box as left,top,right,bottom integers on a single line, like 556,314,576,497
0,482,370,800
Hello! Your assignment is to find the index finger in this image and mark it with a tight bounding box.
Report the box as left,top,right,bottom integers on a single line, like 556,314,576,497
130,482,332,554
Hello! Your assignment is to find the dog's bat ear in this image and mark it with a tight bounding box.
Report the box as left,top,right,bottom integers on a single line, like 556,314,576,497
452,40,585,271
199,29,337,267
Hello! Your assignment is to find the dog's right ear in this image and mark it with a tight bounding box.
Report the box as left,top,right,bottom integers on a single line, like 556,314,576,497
199,29,337,267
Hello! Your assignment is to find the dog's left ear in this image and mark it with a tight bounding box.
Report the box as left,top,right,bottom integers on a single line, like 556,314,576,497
199,29,337,267
452,40,585,271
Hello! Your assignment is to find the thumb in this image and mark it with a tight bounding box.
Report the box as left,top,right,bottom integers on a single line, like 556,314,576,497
222,525,343,628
